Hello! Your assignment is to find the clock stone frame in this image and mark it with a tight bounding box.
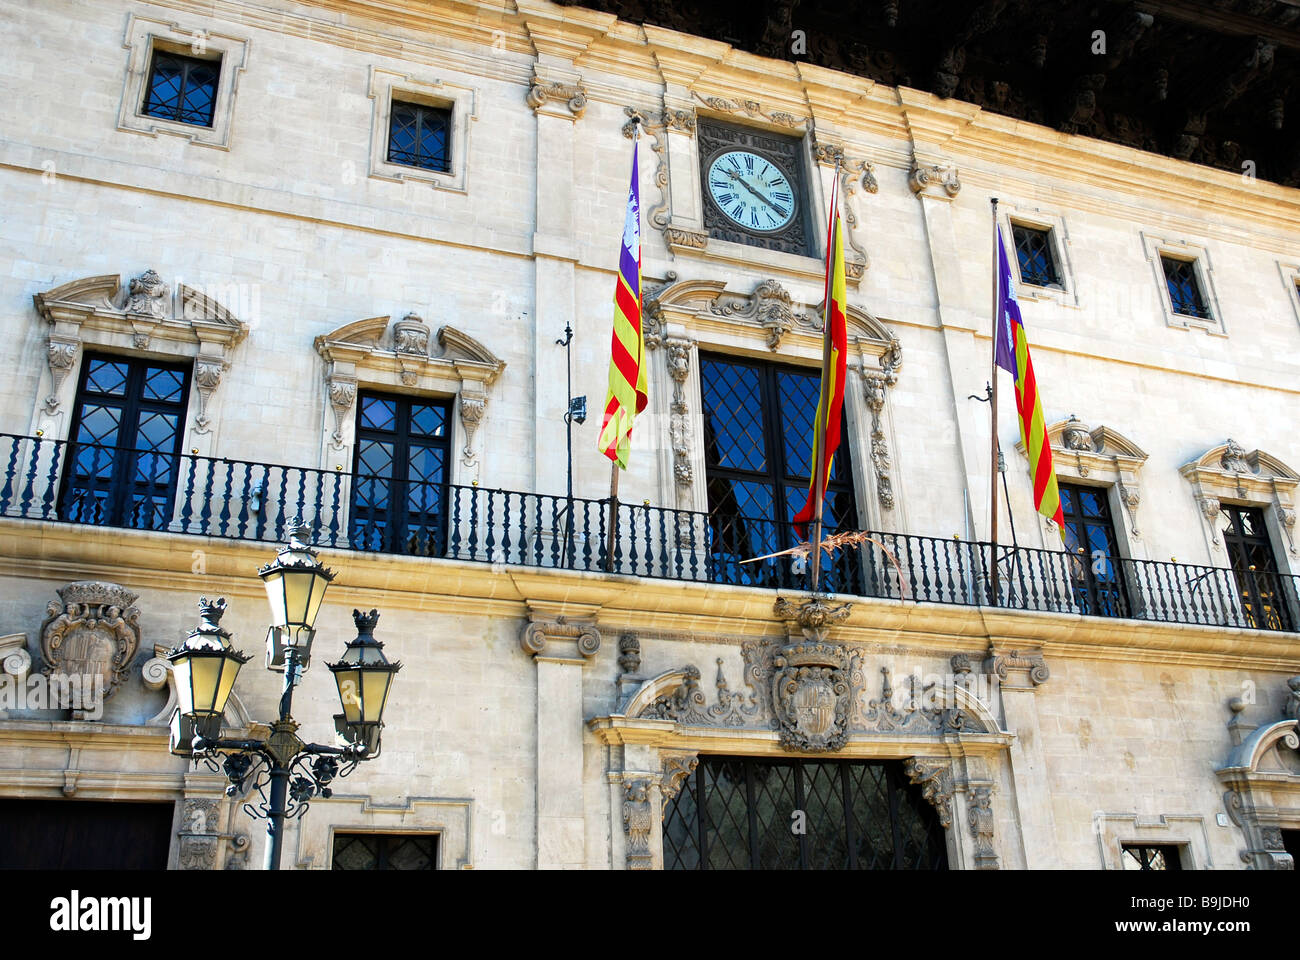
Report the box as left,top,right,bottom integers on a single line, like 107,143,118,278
697,119,813,258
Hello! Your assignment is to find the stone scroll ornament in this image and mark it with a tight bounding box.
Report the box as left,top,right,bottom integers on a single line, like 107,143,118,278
39,581,142,715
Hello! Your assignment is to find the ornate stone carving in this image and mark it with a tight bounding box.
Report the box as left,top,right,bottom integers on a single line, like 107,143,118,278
39,581,142,717
622,778,653,870
126,269,168,318
813,138,845,167
660,753,698,807
393,313,431,356
618,634,640,675
839,159,876,276
528,78,587,118
903,758,953,827
662,226,707,252
193,359,225,434
45,339,79,414
968,786,999,869
774,594,853,642
1221,438,1252,473
1285,676,1300,726
1181,441,1299,557
177,797,222,870
951,653,973,674
690,91,806,129
458,392,486,467
1061,416,1094,451
772,640,851,752
1200,496,1223,546
327,377,357,449
708,279,817,351
665,337,694,489
909,162,961,198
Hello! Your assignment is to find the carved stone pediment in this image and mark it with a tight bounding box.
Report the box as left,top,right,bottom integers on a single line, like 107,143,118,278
1180,440,1299,558
38,581,142,718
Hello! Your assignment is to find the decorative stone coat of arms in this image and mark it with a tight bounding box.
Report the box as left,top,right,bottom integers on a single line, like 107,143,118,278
39,581,142,716
772,640,852,751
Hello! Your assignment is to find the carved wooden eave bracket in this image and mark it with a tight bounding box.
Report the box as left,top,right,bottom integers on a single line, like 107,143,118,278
314,315,505,464
33,271,248,425
1020,417,1149,537
1179,440,1299,556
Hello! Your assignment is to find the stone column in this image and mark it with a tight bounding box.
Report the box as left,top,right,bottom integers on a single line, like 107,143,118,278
986,644,1058,868
520,604,601,869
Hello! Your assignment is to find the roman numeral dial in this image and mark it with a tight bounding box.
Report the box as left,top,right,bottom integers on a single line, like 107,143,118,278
707,150,796,233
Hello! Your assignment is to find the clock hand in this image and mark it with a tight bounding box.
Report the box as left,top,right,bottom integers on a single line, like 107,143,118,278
725,168,787,218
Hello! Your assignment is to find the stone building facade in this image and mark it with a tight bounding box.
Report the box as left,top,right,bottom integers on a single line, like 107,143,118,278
0,0,1298,870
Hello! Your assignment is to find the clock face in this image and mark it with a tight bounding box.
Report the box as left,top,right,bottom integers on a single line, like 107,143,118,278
706,150,796,233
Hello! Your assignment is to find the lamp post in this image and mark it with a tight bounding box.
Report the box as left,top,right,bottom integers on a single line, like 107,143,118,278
166,524,401,870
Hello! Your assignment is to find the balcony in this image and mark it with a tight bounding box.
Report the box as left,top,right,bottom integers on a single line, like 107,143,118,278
2,433,1297,633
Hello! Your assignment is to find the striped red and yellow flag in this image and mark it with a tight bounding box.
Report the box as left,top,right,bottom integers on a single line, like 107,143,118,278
793,174,849,540
598,141,648,469
994,226,1064,530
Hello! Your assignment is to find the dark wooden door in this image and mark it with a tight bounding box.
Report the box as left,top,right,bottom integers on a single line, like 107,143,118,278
0,799,174,869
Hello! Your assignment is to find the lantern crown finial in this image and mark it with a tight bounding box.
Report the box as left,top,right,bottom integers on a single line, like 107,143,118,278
353,608,380,637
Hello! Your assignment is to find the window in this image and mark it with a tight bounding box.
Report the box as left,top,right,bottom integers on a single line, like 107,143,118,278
663,757,948,870
1011,223,1060,287
699,354,860,593
1058,483,1129,618
387,100,451,172
1121,844,1183,871
333,833,437,870
349,392,451,556
59,355,190,531
1220,504,1292,631
1161,255,1211,319
141,50,219,127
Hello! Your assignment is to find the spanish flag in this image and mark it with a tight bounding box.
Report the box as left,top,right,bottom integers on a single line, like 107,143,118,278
994,226,1064,530
793,174,848,540
598,140,648,469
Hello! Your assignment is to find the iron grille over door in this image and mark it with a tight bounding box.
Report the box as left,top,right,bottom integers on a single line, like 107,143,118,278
663,756,948,870
350,392,451,556
1220,504,1292,630
1058,482,1129,617
60,354,190,531
699,353,861,594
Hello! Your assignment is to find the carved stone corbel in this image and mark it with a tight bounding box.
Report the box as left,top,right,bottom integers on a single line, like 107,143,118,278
660,753,699,812
193,358,226,434
903,757,953,827
458,389,487,467
45,339,80,414
528,77,587,119
1200,496,1224,547
985,645,1050,689
326,375,357,450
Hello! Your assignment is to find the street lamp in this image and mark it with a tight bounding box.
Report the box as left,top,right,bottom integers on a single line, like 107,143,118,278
167,523,400,870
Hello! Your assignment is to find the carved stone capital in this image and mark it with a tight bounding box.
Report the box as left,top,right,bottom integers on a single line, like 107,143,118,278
520,617,601,663
985,645,1050,690
528,77,587,119
909,161,961,199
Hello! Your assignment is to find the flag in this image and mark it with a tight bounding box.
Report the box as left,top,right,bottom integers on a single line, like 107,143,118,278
793,175,849,540
995,226,1064,530
597,140,648,469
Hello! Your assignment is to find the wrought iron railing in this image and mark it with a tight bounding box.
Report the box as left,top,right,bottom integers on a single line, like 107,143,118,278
2,433,1297,633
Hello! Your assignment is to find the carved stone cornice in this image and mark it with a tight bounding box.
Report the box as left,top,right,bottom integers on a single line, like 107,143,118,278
689,90,806,130
908,161,962,199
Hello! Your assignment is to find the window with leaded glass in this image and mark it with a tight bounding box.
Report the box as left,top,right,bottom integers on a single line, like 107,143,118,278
1058,482,1129,618
1220,504,1292,630
1161,255,1211,319
59,355,190,531
387,100,451,172
663,756,948,870
332,833,437,870
349,392,451,556
699,354,860,594
141,50,219,127
1121,844,1183,871
1011,223,1060,288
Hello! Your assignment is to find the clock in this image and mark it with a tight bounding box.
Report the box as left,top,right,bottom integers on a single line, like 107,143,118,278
698,120,811,256
706,151,796,233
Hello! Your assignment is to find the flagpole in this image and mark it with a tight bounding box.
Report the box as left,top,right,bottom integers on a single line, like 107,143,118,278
989,197,1001,606
809,168,840,594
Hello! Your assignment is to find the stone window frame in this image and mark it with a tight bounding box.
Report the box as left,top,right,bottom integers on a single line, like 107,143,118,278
996,204,1079,308
116,13,249,151
1094,813,1213,869
313,314,505,488
31,270,249,461
1278,261,1300,333
294,798,474,870
367,67,478,193
1140,231,1226,336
